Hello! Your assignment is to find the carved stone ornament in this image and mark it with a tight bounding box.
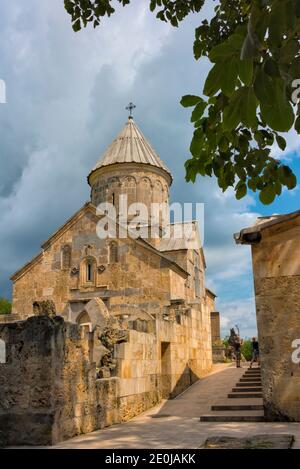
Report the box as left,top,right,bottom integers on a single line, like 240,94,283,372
70,266,79,276
97,265,106,273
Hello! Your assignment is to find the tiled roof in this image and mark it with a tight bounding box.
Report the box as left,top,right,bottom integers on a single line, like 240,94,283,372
89,117,172,179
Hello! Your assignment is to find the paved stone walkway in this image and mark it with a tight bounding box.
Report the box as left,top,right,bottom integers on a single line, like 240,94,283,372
54,364,300,449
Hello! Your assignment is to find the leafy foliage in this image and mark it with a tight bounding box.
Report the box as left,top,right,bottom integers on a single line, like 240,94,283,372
64,0,300,204
241,339,253,361
0,297,12,315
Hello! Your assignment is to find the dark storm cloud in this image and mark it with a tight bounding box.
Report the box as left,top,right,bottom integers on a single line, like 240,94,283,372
0,0,262,334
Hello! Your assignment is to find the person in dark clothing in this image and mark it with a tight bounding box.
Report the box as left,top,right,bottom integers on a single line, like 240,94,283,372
250,337,260,368
233,335,242,368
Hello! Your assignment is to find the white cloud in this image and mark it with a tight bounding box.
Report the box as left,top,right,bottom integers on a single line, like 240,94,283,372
218,297,257,339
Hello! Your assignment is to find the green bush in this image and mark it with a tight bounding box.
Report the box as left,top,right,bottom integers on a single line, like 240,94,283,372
241,339,252,361
0,298,12,315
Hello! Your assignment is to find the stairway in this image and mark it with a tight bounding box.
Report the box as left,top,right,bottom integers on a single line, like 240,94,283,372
200,366,265,422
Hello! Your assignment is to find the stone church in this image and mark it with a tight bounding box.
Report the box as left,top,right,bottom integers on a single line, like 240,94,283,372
0,116,216,445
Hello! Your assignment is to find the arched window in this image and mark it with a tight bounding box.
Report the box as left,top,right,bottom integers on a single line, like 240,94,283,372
86,261,94,282
80,256,97,286
61,244,72,269
109,242,118,264
77,311,92,334
0,339,6,364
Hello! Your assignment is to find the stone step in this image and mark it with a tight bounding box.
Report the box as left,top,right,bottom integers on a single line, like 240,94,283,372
211,404,264,411
200,411,265,422
240,376,261,383
243,374,261,379
236,382,261,387
232,387,262,392
228,392,262,398
244,371,261,375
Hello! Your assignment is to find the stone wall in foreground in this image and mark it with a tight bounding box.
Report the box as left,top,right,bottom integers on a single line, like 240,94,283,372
0,317,120,446
252,222,300,421
0,305,212,446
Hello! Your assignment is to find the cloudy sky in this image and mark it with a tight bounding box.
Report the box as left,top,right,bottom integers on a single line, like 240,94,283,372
0,0,299,337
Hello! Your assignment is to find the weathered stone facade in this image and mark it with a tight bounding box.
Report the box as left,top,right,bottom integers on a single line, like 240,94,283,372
0,301,212,445
11,204,191,320
235,210,300,421
3,117,215,444
210,311,221,343
210,308,225,363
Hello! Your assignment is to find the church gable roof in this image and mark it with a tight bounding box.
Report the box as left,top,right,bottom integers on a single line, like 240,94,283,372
11,202,188,281
88,117,172,181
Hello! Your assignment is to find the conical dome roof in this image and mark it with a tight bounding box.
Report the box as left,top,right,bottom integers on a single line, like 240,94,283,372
88,117,172,182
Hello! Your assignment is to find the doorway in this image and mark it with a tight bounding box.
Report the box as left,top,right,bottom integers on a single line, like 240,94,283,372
161,341,172,399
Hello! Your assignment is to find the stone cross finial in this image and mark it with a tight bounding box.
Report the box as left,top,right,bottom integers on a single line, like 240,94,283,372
126,102,136,118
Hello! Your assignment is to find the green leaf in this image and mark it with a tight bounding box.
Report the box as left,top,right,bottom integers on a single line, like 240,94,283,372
150,1,156,12
223,89,243,131
218,136,229,152
223,87,257,131
259,185,276,205
170,16,178,27
64,0,74,14
274,181,282,196
269,1,286,47
238,59,253,86
248,178,257,192
190,135,203,157
241,33,259,60
276,135,287,151
72,19,81,32
220,58,238,96
241,87,257,128
203,63,223,97
236,182,247,200
180,95,202,107
209,42,236,62
254,68,274,103
280,39,299,64
295,115,300,134
279,166,297,189
259,77,295,132
289,57,300,79
193,40,202,60
191,101,207,122
260,99,294,132
264,59,280,77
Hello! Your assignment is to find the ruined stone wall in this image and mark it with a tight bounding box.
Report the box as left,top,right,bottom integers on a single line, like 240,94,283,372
252,222,300,421
0,316,119,446
0,313,21,324
0,306,212,446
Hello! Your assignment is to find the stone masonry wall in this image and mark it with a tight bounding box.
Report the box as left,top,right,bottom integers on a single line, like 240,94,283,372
0,302,212,445
0,316,120,446
12,209,187,320
252,221,300,421
115,306,212,419
210,312,220,343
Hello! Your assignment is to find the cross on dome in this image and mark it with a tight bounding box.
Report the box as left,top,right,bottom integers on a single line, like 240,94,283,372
126,102,136,118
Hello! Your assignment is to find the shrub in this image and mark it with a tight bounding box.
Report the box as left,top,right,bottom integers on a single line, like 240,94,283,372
241,339,253,361
0,298,12,315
